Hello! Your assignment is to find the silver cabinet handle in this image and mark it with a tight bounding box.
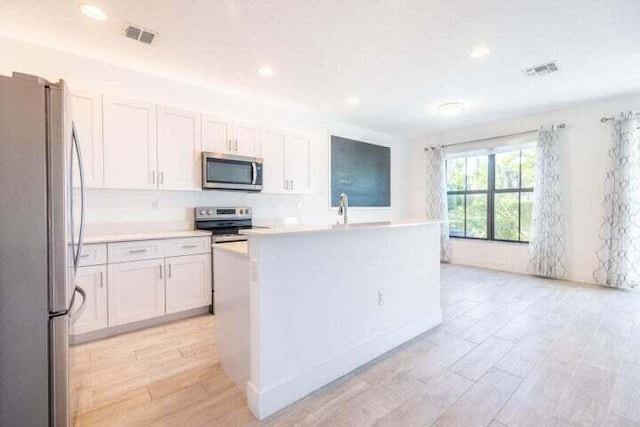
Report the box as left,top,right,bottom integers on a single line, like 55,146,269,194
234,140,239,151
159,171,164,185
159,265,163,279
100,271,104,288
227,139,232,151
182,244,198,249
152,171,156,185
291,180,294,190
79,253,90,258
168,264,172,278
128,249,147,254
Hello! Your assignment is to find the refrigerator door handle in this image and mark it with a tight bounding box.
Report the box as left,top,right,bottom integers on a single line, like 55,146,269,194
69,285,86,325
71,122,87,272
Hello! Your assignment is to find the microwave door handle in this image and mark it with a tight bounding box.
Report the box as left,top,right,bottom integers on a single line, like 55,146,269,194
252,162,257,185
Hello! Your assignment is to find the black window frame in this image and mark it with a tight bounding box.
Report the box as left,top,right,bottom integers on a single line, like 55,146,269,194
446,151,534,244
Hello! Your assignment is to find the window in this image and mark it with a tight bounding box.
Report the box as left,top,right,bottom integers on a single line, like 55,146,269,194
446,148,536,243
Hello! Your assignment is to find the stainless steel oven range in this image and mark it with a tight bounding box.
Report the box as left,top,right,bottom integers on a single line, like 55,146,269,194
195,206,253,313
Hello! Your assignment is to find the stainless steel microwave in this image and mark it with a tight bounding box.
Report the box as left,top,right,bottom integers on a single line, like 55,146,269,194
202,152,263,191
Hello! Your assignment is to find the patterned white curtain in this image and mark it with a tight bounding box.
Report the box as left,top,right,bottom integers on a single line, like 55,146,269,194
528,126,568,278
425,147,450,262
594,112,640,290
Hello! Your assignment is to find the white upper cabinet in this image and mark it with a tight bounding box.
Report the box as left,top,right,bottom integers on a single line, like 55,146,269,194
102,97,158,190
261,129,311,194
202,116,260,157
68,91,104,188
233,121,260,157
202,115,233,153
261,129,286,193
157,106,201,191
284,135,311,193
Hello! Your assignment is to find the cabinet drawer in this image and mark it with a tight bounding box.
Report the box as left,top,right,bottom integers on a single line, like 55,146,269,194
108,240,164,263
74,244,107,267
163,237,212,257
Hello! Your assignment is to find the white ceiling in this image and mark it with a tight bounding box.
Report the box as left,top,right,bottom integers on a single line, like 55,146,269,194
1,0,639,138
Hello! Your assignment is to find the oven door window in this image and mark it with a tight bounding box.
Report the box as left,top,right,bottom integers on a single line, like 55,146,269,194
206,159,253,184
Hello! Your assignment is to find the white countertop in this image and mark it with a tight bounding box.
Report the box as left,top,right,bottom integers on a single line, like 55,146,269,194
213,241,249,256
240,220,445,237
84,230,212,244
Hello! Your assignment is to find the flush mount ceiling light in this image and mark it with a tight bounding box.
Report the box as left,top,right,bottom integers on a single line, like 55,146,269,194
78,3,108,20
470,46,491,58
438,101,465,116
347,96,359,106
258,66,274,77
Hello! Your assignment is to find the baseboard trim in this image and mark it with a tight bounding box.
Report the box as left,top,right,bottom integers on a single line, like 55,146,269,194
246,309,442,420
70,306,211,345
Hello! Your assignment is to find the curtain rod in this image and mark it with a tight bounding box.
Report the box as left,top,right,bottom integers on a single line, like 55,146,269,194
600,112,640,123
424,123,566,151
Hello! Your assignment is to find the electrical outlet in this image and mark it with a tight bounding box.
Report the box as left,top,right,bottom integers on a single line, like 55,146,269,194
377,291,384,306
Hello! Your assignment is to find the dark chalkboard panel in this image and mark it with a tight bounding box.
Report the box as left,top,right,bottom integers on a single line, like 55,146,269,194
331,136,391,207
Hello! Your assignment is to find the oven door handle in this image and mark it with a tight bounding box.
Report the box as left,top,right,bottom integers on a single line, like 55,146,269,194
251,162,257,185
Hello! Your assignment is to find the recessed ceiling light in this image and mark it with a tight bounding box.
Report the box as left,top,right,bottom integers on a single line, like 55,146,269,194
78,3,108,20
347,96,359,106
258,66,274,77
438,101,465,116
470,46,491,58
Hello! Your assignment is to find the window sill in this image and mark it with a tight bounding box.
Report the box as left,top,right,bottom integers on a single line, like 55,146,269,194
450,236,529,246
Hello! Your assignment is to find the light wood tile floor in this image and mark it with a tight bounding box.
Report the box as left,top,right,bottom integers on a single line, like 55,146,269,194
70,264,640,426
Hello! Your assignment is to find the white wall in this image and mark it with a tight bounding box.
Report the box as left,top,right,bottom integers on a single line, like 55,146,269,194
0,36,412,232
409,93,640,284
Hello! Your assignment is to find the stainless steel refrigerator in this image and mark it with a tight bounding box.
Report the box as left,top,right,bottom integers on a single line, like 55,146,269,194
0,72,87,426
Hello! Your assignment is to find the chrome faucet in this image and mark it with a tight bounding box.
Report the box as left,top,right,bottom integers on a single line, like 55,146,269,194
337,193,348,224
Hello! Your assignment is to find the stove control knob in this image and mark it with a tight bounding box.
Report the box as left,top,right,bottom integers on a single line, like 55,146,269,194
207,209,213,215
199,209,206,215
239,208,246,215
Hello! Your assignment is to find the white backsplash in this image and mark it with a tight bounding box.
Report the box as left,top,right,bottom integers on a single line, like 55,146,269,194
85,188,307,236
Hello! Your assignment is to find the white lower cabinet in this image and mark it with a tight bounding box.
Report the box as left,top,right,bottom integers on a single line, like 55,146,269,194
71,237,212,337
165,254,212,314
108,259,166,326
71,265,108,335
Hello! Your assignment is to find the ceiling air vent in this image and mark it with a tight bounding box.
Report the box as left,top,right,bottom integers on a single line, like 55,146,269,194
123,23,157,45
523,62,559,77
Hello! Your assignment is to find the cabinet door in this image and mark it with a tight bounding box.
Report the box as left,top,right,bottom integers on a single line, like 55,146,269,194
260,129,286,193
165,254,211,314
71,265,107,335
107,259,165,326
284,135,311,193
103,97,158,190
158,106,201,190
68,91,104,188
233,121,260,157
202,115,233,153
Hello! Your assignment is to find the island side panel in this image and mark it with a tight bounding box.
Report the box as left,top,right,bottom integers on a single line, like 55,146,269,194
213,247,251,393
246,223,442,419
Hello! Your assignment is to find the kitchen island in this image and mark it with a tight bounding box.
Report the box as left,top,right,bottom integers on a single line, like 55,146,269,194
213,220,443,420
